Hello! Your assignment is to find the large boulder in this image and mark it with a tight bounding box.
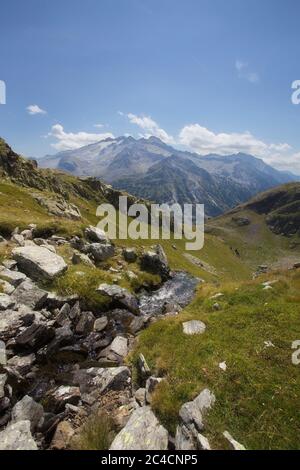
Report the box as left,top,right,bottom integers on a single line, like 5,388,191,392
0,309,33,341
85,225,109,243
15,323,55,351
87,243,115,262
11,280,48,310
13,246,68,281
183,320,206,336
0,293,16,311
0,420,38,450
73,366,130,405
97,284,140,315
0,266,27,287
110,407,168,450
98,336,128,363
11,395,44,432
140,245,170,280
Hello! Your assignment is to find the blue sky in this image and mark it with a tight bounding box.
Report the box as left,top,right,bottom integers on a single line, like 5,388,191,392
0,0,300,173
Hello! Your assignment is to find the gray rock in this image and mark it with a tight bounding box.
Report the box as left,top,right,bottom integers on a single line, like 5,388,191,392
175,424,197,450
0,293,16,310
0,267,27,286
12,395,44,432
94,316,108,332
110,407,168,450
13,245,68,281
140,245,170,280
0,340,6,365
98,336,128,363
223,431,246,450
15,323,55,351
11,233,25,246
97,283,140,315
11,280,48,310
74,366,130,404
176,389,215,450
55,303,71,327
7,353,36,375
145,376,164,404
197,433,211,450
75,312,95,335
72,251,94,267
85,225,109,243
0,420,38,450
183,320,206,335
51,386,81,411
138,353,151,377
0,279,15,295
135,388,146,406
44,292,79,310
0,373,7,398
87,243,115,262
38,325,74,358
21,229,33,240
0,309,31,341
123,248,137,263
231,216,250,227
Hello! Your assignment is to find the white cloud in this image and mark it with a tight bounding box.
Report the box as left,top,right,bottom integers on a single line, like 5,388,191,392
94,123,104,128
27,104,47,115
235,60,259,83
178,123,298,171
48,124,114,151
124,112,175,145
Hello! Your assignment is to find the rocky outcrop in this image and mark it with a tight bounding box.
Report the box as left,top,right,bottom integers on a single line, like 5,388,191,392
0,420,38,450
110,407,168,450
97,284,140,315
140,245,170,280
13,246,68,281
175,389,216,450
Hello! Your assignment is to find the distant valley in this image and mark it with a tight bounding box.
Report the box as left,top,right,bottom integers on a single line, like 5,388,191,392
39,136,298,217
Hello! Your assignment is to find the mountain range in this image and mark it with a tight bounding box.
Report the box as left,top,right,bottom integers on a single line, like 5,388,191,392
38,136,298,216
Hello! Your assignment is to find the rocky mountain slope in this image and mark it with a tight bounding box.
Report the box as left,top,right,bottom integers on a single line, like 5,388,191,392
0,138,299,450
39,136,298,216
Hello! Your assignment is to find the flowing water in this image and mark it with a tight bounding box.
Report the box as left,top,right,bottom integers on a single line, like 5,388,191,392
139,271,199,316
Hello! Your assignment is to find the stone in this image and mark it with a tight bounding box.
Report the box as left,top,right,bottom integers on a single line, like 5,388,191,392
175,424,196,450
21,229,33,240
213,302,220,311
7,353,36,375
75,312,95,335
0,420,38,450
55,303,71,327
11,280,48,310
219,361,227,371
146,376,164,404
183,320,206,335
197,433,211,450
97,283,140,315
0,373,7,398
0,340,6,365
123,248,137,263
11,233,25,246
52,386,81,411
140,245,170,280
223,431,246,450
11,395,44,432
98,336,128,363
94,316,108,332
38,325,74,358
72,251,94,267
85,225,109,243
110,407,168,450
33,194,81,220
73,366,131,403
231,216,250,227
15,323,55,351
69,301,81,320
0,267,27,286
87,243,115,262
0,293,16,310
50,420,75,450
293,262,300,269
138,353,151,377
0,309,34,341
135,388,146,406
12,245,68,281
182,389,215,430
0,279,15,295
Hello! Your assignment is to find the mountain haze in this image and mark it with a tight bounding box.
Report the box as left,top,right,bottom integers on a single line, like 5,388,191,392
39,136,298,216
